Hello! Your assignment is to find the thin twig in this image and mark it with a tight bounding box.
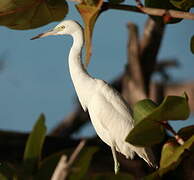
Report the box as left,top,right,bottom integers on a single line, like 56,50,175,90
67,140,86,167
51,140,86,180
160,121,184,145
68,0,83,3
102,2,194,20
135,0,143,8
51,155,68,180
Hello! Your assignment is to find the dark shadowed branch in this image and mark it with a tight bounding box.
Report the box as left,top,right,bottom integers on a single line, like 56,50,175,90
140,18,165,95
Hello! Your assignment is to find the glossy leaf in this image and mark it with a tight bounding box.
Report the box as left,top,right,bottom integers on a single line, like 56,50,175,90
159,135,194,175
76,0,103,66
0,0,68,30
23,113,47,173
170,0,194,10
68,147,98,180
126,94,189,146
178,125,194,140
150,94,190,121
126,117,165,146
190,35,194,54
133,99,157,125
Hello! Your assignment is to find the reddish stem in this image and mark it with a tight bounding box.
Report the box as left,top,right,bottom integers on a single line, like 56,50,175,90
160,121,184,145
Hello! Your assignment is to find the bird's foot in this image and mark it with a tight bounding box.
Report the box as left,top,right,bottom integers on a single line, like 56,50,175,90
114,161,120,174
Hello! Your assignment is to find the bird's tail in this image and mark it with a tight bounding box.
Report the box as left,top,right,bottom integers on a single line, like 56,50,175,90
134,146,158,168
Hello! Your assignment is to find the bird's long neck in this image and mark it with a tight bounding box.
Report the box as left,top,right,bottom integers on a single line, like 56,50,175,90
68,29,94,111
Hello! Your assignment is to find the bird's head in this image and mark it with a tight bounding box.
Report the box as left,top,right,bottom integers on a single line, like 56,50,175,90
31,20,82,40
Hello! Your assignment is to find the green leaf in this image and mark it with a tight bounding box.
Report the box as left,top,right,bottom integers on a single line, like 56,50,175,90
159,135,194,175
133,99,157,125
190,35,194,54
145,135,194,178
126,94,190,146
0,0,68,30
23,113,47,173
68,147,98,180
151,94,190,121
170,0,194,10
76,0,103,66
178,125,194,140
126,117,165,146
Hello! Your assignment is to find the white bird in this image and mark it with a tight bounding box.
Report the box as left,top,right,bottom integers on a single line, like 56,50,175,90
31,20,157,173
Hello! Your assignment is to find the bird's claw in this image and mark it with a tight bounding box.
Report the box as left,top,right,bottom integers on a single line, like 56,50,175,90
114,161,120,174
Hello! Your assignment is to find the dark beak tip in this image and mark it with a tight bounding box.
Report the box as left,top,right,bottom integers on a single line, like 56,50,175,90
30,37,37,40
30,33,43,40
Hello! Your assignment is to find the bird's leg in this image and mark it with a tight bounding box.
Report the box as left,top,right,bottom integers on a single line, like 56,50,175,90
100,121,120,173
110,142,120,174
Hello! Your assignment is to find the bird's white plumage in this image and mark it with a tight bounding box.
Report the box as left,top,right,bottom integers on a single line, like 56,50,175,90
32,20,157,173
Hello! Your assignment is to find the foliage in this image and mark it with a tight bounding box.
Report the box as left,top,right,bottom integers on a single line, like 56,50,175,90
126,94,189,146
0,0,194,179
0,0,68,30
0,93,193,179
0,115,99,179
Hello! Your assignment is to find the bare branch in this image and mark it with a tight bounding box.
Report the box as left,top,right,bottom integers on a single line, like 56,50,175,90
51,140,86,180
140,18,165,94
102,2,194,20
127,22,144,91
51,155,68,180
67,140,86,167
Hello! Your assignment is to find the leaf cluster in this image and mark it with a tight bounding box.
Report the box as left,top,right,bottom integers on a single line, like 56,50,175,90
0,94,193,179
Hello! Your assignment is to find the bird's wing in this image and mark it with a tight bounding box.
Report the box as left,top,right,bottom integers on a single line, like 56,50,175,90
91,79,134,136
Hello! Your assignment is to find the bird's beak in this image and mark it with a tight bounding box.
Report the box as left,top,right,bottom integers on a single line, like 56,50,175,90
30,29,58,40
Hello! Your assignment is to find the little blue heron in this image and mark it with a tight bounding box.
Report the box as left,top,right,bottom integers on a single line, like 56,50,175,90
31,20,157,173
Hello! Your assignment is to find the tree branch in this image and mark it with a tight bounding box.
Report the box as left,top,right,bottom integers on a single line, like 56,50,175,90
51,140,86,180
127,22,144,90
122,22,146,105
140,18,165,94
102,2,194,20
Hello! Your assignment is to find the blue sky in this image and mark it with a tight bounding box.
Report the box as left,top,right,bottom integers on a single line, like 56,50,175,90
0,1,194,134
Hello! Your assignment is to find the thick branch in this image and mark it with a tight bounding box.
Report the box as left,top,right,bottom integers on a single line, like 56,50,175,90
127,22,144,90
122,23,146,105
102,2,194,20
140,18,165,94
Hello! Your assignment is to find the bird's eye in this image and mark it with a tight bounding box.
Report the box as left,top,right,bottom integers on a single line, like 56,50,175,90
61,26,65,29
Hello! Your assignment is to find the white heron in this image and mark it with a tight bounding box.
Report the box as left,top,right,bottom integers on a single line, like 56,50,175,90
31,20,157,173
